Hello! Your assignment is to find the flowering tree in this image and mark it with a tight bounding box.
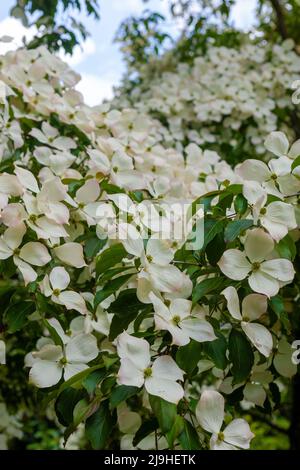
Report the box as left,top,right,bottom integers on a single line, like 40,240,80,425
0,35,299,450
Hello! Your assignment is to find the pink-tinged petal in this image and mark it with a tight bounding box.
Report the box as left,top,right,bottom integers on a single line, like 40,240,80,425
244,228,274,263
54,242,86,268
0,174,23,196
221,286,242,320
148,263,193,298
65,334,98,363
248,270,279,297
223,419,254,449
117,358,145,388
241,321,273,357
116,331,150,370
19,242,51,266
218,249,250,281
3,222,26,250
196,390,224,434
241,293,267,321
145,377,184,404
152,356,184,382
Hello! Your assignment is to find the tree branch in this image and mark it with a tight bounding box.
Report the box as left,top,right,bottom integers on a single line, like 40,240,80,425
270,0,288,39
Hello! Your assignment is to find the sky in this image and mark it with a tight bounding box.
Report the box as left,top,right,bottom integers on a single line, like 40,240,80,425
0,0,257,105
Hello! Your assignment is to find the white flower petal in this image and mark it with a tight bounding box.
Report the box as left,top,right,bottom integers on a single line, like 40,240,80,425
64,363,89,381
65,333,98,363
54,243,86,268
244,228,274,263
145,377,184,404
15,166,39,193
19,242,51,266
116,331,150,370
181,317,217,342
223,419,254,449
221,286,242,320
260,259,295,282
241,321,273,357
152,356,184,382
248,270,279,297
50,267,70,290
241,293,267,321
196,390,224,434
117,358,145,388
265,131,289,157
218,249,250,281
29,360,62,388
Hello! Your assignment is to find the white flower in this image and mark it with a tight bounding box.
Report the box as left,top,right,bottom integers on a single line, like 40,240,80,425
28,333,98,388
0,222,51,284
116,332,184,404
30,122,76,151
222,286,272,356
218,228,295,297
253,200,297,242
196,390,254,450
40,267,88,315
149,293,216,346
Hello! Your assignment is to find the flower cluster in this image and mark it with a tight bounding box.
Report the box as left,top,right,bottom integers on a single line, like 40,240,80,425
115,40,300,160
0,43,299,450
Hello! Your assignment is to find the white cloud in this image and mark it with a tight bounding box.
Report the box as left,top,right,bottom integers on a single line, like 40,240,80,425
0,17,36,55
76,72,116,106
60,37,96,66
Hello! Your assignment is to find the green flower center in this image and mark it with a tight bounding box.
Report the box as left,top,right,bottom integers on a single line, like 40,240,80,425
260,207,267,215
52,288,60,296
252,262,261,272
172,315,181,326
144,367,152,378
60,357,67,365
218,431,225,442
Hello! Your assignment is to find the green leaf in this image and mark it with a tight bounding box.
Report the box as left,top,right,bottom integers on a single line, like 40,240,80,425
110,385,139,409
96,243,127,279
4,301,35,333
202,219,224,249
229,329,254,384
43,318,64,347
84,236,107,258
276,234,296,260
108,289,151,340
234,194,248,215
176,340,202,376
73,398,92,427
202,333,228,369
149,395,177,434
178,419,202,450
83,369,106,394
85,400,115,449
291,154,300,170
224,219,253,242
166,415,184,448
108,289,146,317
94,273,133,309
55,388,86,427
133,418,158,447
192,277,227,305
